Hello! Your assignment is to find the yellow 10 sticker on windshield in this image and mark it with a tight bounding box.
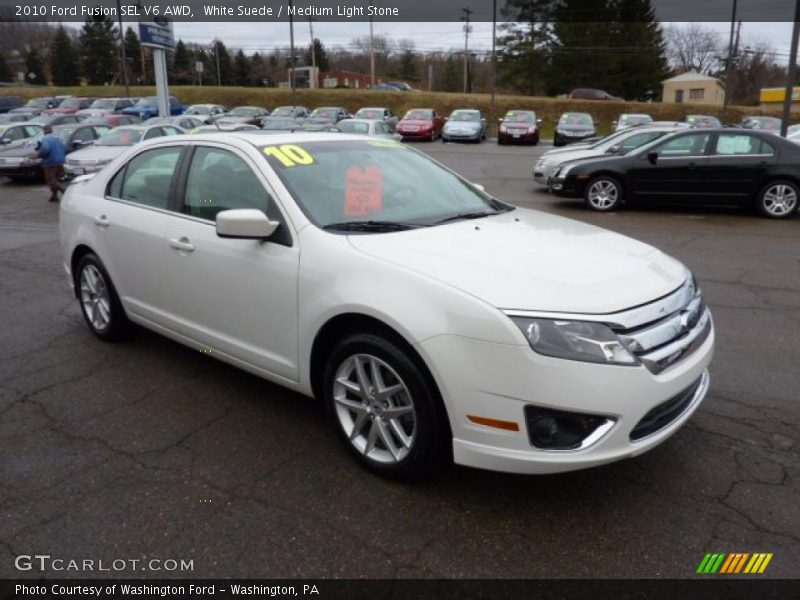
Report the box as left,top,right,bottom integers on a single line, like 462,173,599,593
263,144,315,167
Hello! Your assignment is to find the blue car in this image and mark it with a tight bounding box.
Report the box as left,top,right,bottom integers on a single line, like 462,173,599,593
121,95,185,120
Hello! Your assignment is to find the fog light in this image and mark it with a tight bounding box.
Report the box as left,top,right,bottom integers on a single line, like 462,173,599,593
525,407,615,450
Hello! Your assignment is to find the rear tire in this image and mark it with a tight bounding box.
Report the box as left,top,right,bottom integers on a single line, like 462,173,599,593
323,332,450,481
75,253,130,341
757,180,799,219
584,175,623,212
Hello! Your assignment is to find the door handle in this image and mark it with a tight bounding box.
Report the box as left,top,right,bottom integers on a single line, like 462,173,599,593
169,237,195,253
93,215,110,228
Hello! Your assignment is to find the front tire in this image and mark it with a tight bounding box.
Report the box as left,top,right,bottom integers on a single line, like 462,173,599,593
75,253,130,341
584,175,623,212
323,333,450,481
757,180,799,219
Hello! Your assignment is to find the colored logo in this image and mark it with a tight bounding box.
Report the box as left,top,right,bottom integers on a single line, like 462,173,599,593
697,553,773,574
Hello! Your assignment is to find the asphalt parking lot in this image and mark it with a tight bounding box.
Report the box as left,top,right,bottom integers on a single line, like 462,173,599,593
1,140,798,579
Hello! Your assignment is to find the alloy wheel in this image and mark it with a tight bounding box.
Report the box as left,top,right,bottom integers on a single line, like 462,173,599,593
587,179,619,210
80,264,111,332
762,184,798,217
332,353,416,464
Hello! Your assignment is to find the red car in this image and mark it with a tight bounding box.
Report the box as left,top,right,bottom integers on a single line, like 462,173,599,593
395,108,445,141
569,88,624,102
45,97,95,115
497,109,541,145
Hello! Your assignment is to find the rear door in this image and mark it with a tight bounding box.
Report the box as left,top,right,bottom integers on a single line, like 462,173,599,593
626,132,712,202
704,133,776,205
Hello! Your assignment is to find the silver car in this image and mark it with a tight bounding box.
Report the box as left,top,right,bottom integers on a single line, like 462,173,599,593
336,118,396,139
612,113,653,132
442,109,487,143
64,124,184,178
354,107,398,132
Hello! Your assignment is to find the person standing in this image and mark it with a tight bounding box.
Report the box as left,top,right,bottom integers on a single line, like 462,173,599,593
30,125,67,202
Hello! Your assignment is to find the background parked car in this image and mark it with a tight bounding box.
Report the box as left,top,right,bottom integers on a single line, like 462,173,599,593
184,104,228,123
260,117,305,132
497,110,541,145
0,96,23,113
307,107,351,126
554,112,597,146
442,109,486,143
0,123,109,182
613,113,653,132
384,81,415,91
216,106,270,127
269,106,310,120
27,114,85,127
396,108,445,141
0,113,30,124
45,97,94,115
685,114,722,128
569,88,624,101
549,128,800,218
0,123,42,146
335,118,395,138
77,97,136,117
9,97,59,116
191,124,261,133
354,107,398,132
64,124,184,177
121,96,185,120
738,116,782,133
368,83,402,91
148,115,206,130
80,114,142,128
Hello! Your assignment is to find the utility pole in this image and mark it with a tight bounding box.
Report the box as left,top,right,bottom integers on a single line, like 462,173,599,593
461,7,472,94
211,40,221,86
490,0,497,129
115,0,129,97
308,17,315,70
722,0,738,117
289,0,297,108
781,0,800,137
369,4,376,86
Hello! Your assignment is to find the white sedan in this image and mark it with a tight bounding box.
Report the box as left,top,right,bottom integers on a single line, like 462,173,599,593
60,132,714,480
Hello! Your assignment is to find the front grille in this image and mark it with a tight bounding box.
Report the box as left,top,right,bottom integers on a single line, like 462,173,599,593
630,375,704,441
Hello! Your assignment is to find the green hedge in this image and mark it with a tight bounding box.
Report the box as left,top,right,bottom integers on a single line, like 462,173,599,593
2,85,787,137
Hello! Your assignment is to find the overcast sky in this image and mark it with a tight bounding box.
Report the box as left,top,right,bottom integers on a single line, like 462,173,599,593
162,21,796,64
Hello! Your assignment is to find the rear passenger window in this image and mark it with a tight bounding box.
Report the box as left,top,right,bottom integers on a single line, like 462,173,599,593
114,147,182,209
715,134,775,156
183,147,272,221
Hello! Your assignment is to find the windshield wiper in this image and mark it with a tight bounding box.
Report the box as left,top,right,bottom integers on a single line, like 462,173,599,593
433,210,504,225
322,220,425,232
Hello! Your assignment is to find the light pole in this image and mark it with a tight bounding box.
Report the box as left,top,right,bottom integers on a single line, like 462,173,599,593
461,7,472,94
490,0,497,128
289,0,297,107
721,0,738,118
369,3,376,86
781,0,800,137
116,0,129,97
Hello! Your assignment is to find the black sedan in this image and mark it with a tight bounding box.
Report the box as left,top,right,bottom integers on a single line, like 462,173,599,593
0,123,109,181
548,128,800,219
553,112,597,146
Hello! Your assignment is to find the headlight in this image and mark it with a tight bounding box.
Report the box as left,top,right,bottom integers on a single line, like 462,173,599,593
511,317,637,365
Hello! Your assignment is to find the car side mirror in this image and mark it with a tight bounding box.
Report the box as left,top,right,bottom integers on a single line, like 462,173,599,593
472,182,486,192
606,144,622,155
0,139,8,145
216,209,279,239
647,151,658,165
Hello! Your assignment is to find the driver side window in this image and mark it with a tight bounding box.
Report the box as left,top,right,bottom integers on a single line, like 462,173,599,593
655,133,710,157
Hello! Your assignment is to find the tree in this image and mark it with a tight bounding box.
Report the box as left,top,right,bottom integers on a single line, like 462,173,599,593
210,40,233,85
24,47,46,85
250,52,271,86
234,49,251,86
305,38,330,72
664,23,721,75
79,16,118,85
0,52,13,83
50,26,81,86
728,42,786,105
123,27,142,83
398,48,417,82
441,54,460,92
497,0,556,95
171,39,193,84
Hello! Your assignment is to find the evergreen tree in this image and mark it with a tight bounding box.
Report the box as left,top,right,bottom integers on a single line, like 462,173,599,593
250,52,269,86
123,27,142,83
24,47,46,85
211,40,233,85
234,50,251,86
0,52,13,83
79,16,118,85
398,49,417,82
441,55,460,92
305,38,330,71
497,0,556,95
50,26,81,86
173,40,191,72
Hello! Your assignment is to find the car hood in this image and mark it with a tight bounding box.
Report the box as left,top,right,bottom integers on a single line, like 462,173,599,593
557,123,595,132
0,140,38,157
347,208,687,313
67,145,127,161
444,121,480,131
398,120,433,127
541,148,605,164
78,109,112,116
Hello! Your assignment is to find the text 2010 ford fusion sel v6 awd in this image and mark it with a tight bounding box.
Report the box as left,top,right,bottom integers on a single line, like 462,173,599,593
60,133,714,480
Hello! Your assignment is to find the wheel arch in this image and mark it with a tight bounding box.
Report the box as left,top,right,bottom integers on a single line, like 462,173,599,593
70,244,96,297
585,171,627,201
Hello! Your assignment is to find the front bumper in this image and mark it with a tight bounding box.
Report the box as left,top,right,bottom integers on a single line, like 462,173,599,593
416,323,714,474
555,131,594,145
500,130,537,143
397,128,433,139
548,175,584,196
443,129,481,141
64,163,107,178
0,163,41,178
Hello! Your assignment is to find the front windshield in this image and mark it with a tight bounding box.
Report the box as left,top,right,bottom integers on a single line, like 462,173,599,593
262,140,510,229
559,113,593,126
450,111,479,122
26,98,50,107
272,107,295,117
619,114,652,126
230,107,258,117
404,109,432,120
97,128,143,146
30,128,74,145
91,99,116,109
746,117,780,129
312,108,339,117
136,97,158,108
338,121,370,134
356,109,383,119
187,105,212,115
59,99,82,109
262,119,299,130
504,111,535,123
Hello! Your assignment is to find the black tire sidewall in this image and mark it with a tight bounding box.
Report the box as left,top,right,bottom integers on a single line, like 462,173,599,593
322,333,449,481
584,175,622,212
757,179,799,219
75,253,128,341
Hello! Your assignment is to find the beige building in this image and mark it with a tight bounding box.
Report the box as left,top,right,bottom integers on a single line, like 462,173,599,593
661,71,725,106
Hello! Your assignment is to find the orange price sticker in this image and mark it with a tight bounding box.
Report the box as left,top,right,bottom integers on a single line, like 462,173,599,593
344,165,383,217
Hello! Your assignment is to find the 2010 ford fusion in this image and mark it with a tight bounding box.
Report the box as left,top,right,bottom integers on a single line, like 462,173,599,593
60,132,714,480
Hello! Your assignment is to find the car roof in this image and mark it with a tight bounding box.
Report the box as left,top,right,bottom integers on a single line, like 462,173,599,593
357,107,389,111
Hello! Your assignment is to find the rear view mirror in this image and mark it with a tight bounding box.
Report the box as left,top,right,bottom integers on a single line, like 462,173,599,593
647,151,658,165
216,209,279,239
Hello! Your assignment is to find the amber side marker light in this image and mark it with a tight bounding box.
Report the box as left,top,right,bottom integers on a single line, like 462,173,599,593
467,415,520,432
